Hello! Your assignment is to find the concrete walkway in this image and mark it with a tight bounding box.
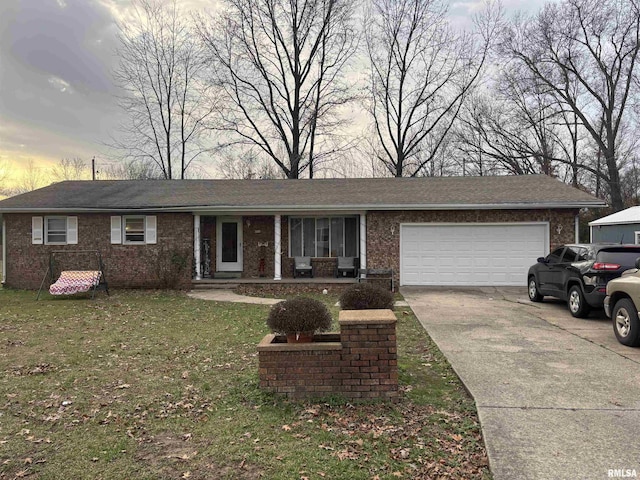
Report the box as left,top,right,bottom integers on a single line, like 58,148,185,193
402,286,640,480
189,289,411,308
187,289,283,305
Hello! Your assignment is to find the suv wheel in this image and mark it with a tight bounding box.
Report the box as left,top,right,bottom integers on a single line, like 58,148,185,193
568,285,590,318
528,277,543,302
612,298,640,347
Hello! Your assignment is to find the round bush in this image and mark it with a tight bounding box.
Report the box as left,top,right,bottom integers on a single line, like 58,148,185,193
266,297,332,334
339,283,394,310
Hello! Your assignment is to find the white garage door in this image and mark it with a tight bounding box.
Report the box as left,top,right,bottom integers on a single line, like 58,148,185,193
400,223,548,286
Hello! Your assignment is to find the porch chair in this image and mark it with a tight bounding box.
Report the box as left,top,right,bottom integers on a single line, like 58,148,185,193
335,256,358,278
293,256,314,278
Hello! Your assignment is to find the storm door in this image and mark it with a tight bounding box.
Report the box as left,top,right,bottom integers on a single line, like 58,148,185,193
216,217,243,271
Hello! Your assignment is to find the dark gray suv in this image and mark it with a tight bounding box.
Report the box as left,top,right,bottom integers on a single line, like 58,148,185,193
527,244,640,317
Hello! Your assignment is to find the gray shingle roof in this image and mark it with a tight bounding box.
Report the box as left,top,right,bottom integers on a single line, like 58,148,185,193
0,175,605,212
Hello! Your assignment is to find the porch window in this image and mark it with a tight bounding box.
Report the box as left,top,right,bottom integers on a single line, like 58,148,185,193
289,216,358,257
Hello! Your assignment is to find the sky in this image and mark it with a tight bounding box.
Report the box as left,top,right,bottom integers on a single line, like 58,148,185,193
0,0,546,190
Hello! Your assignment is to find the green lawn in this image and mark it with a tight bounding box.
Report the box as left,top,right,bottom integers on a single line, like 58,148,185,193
0,289,491,479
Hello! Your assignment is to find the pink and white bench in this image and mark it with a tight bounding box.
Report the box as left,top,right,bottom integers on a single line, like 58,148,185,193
49,270,102,296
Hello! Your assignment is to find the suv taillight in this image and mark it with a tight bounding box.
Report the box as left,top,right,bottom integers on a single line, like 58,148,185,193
593,262,621,271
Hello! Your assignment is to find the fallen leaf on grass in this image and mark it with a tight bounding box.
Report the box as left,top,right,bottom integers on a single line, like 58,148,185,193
168,451,198,461
281,425,291,431
335,448,359,461
115,384,130,389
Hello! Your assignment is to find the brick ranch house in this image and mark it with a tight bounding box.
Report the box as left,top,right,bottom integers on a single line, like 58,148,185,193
0,175,605,290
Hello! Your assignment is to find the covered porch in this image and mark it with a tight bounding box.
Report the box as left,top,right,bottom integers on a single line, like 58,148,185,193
191,212,367,281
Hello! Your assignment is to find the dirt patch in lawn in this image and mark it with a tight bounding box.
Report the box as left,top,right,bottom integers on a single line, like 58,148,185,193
135,434,264,480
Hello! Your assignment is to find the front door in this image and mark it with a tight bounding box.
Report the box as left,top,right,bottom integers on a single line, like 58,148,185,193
216,217,243,272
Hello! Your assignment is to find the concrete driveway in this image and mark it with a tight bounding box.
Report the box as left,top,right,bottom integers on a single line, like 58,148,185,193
402,286,640,480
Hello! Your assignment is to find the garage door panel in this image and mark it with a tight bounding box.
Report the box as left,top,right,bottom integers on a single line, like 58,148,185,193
400,224,547,286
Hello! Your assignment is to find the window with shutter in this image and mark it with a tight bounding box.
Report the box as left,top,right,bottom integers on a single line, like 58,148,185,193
45,217,67,244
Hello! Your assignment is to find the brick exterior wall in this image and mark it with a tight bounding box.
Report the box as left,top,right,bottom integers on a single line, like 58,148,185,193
240,210,575,282
5,208,577,289
4,213,193,290
245,215,340,279
366,209,578,288
242,216,275,278
258,309,398,400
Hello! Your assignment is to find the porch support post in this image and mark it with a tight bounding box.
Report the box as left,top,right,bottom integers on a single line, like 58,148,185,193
575,214,580,243
274,214,282,280
194,214,201,280
359,213,366,274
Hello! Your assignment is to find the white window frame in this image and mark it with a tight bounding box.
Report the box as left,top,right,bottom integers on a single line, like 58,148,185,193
123,216,146,244
45,216,68,245
288,216,359,258
634,231,640,244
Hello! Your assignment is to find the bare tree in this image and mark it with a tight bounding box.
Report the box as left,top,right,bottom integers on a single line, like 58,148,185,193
364,0,499,177
0,158,8,191
455,80,567,177
113,0,216,179
97,159,162,180
621,155,640,205
198,0,358,179
0,159,12,199
500,0,640,211
15,159,48,194
51,158,89,181
217,148,284,179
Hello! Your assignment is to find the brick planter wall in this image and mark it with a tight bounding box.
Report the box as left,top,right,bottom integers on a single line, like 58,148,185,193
258,309,398,400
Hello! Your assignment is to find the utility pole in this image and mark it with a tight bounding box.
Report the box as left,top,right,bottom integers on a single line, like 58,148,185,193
92,157,96,180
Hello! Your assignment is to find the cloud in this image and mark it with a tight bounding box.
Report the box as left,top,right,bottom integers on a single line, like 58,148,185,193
0,0,124,163
48,76,74,94
0,0,118,94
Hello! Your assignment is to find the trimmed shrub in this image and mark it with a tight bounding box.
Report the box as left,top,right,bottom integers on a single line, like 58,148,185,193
339,283,394,310
266,297,332,334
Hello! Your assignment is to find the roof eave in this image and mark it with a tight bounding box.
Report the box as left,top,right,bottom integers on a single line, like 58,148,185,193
589,219,640,227
0,201,606,214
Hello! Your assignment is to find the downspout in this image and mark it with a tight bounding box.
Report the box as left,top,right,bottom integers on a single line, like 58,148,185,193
359,213,366,275
1,216,6,285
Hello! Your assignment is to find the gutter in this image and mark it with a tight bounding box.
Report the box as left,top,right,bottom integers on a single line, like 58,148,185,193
1,216,5,285
0,201,607,214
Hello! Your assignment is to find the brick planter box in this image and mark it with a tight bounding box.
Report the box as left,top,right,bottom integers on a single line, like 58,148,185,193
258,309,398,400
